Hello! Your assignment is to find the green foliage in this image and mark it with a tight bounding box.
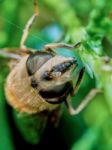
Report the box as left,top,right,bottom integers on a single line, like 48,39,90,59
13,110,47,144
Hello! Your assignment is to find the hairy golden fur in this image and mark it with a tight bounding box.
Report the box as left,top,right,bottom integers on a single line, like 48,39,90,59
5,55,59,114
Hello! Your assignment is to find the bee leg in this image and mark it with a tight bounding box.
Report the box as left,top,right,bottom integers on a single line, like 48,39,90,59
44,42,81,51
71,67,85,96
20,0,39,51
65,89,101,115
0,50,22,60
65,67,101,115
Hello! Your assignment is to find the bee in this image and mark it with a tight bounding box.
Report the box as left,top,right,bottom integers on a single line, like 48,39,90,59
0,1,99,117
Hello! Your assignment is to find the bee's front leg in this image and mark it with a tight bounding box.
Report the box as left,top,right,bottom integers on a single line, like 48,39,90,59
71,67,85,96
44,42,81,52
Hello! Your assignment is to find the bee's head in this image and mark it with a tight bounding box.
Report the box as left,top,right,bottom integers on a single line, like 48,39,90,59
26,51,79,113
26,52,77,90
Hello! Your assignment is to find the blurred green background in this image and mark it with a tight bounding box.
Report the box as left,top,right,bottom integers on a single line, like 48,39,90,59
0,0,112,150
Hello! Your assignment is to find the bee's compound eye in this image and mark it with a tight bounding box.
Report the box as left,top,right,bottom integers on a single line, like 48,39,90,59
26,52,53,76
51,59,77,74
